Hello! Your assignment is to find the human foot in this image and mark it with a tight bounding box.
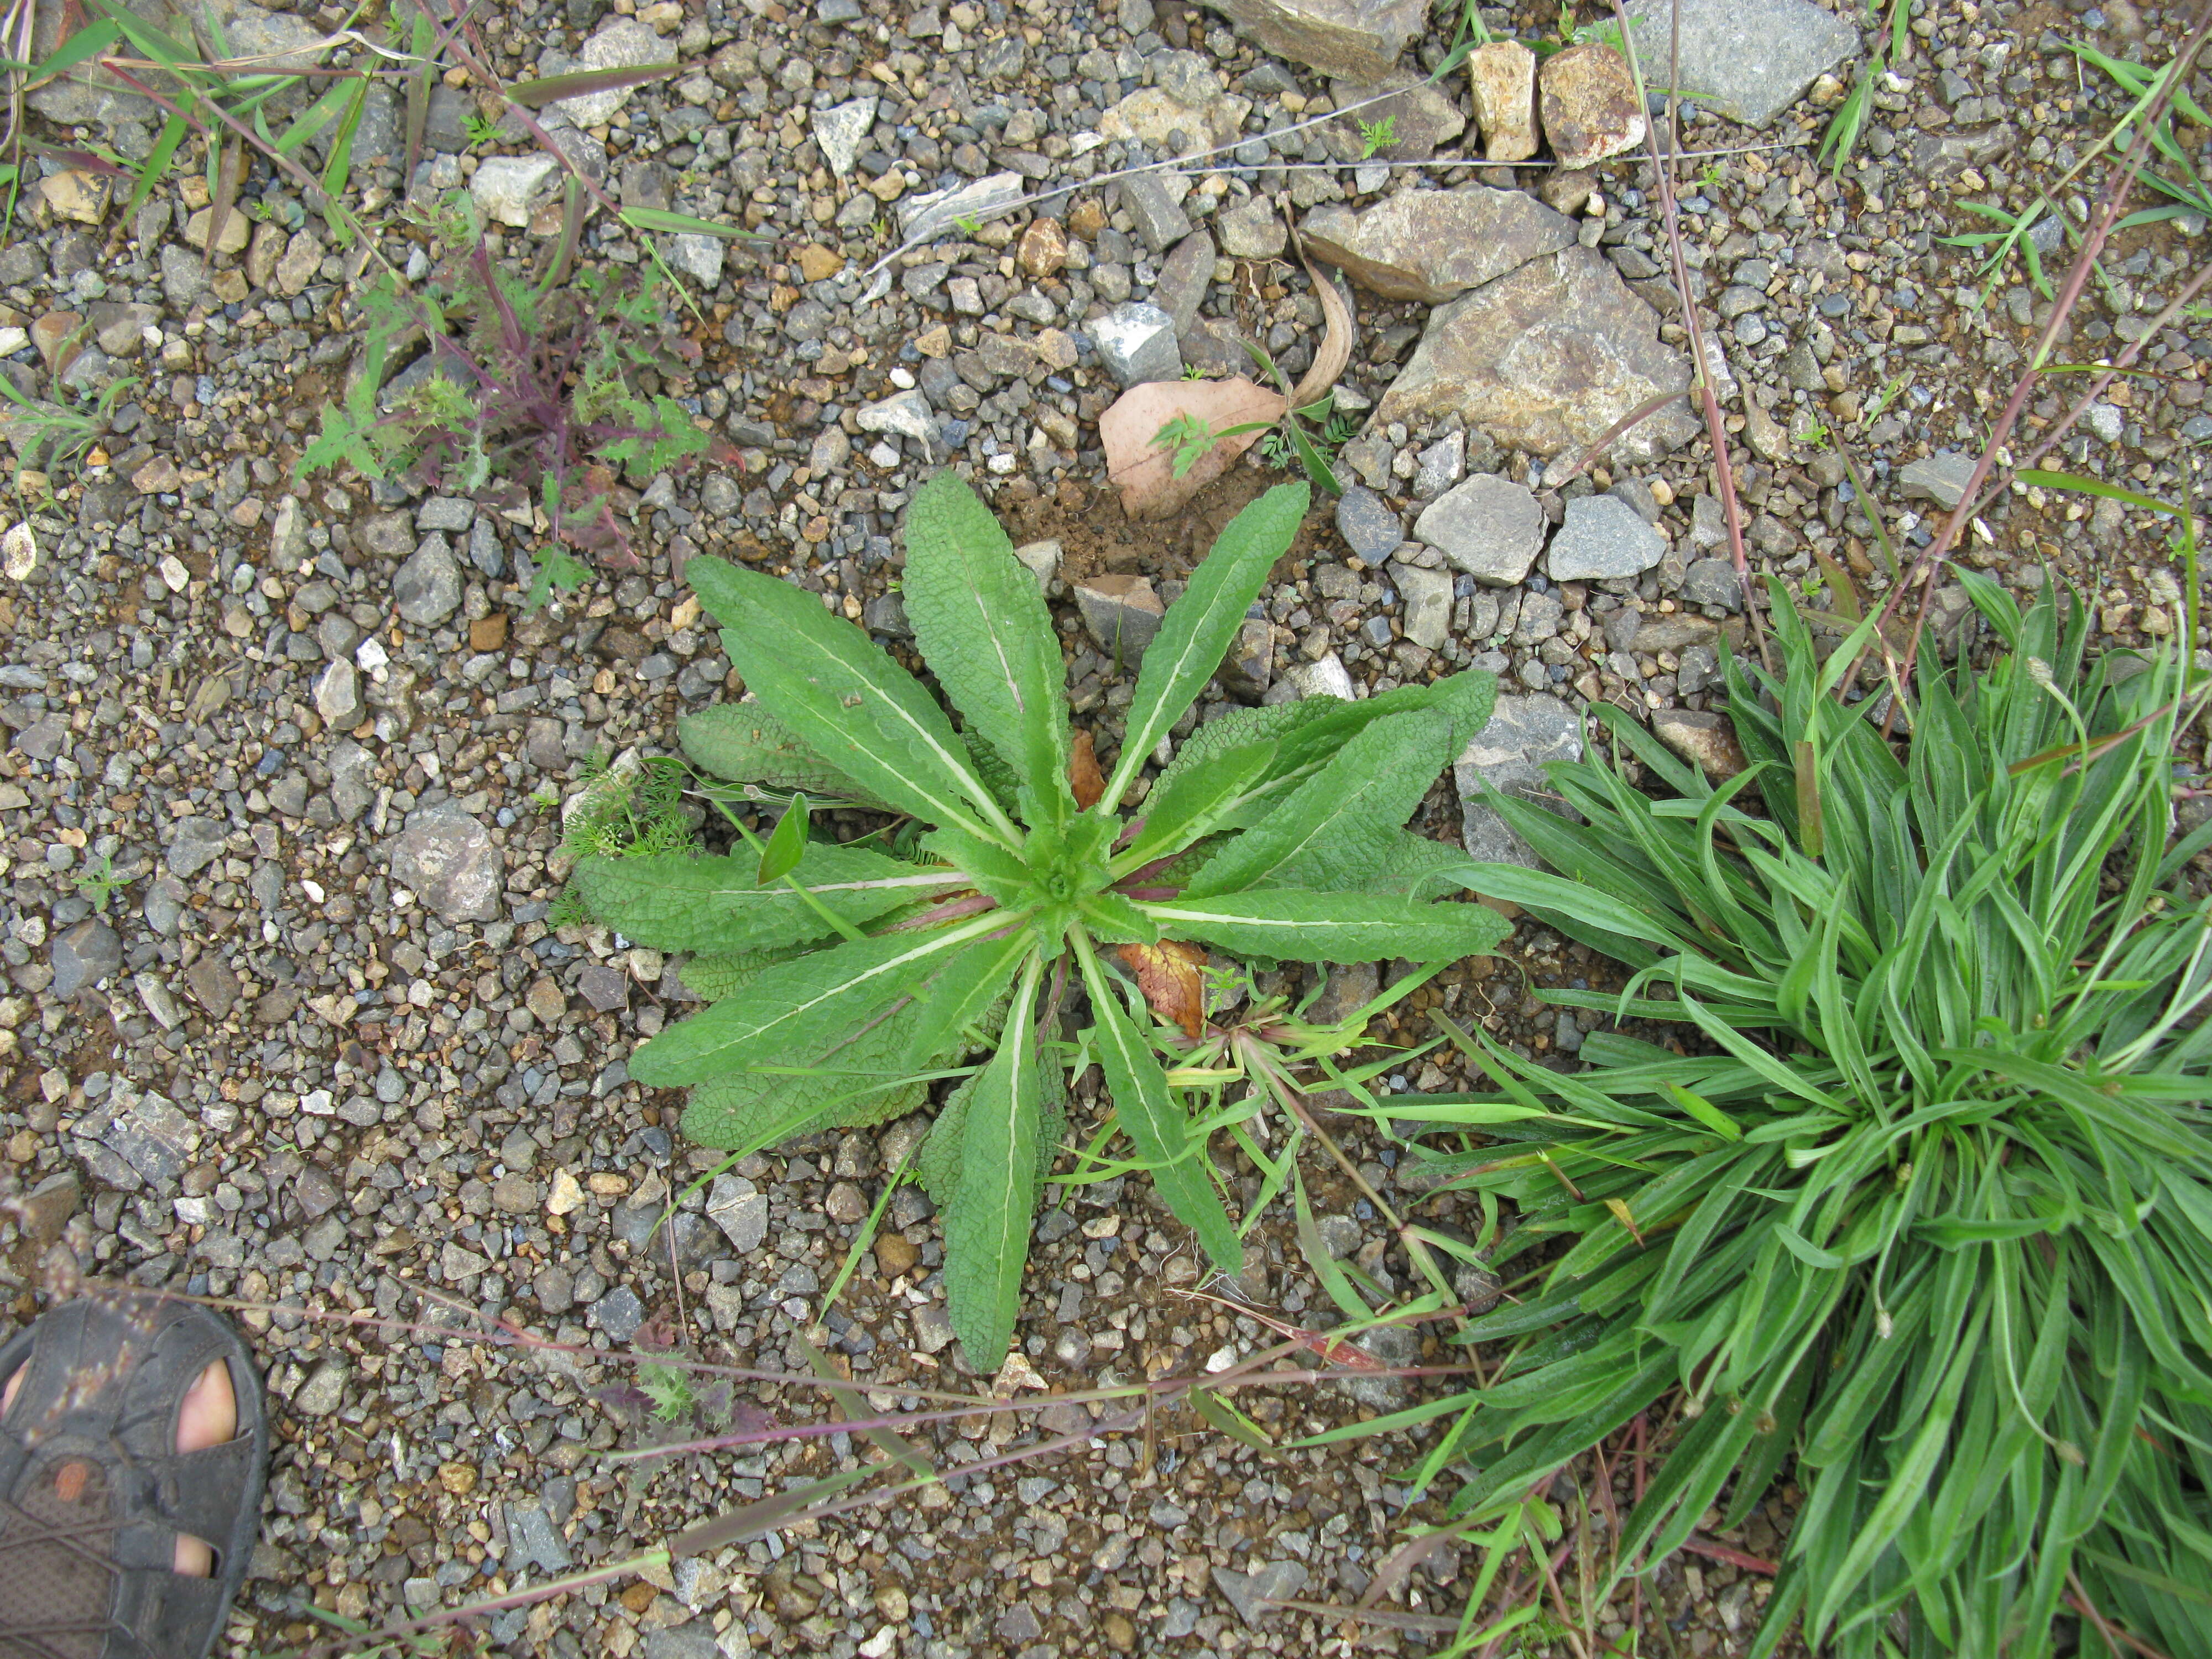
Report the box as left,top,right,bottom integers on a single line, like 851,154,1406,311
1,1343,233,1574
0,1298,267,1659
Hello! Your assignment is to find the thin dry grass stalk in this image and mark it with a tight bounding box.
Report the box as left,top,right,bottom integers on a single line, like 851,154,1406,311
1609,0,1773,672
1870,0,2212,708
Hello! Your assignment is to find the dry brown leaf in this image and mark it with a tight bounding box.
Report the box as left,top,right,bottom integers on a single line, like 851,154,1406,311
1286,236,1353,411
1099,375,1286,521
1096,228,1352,519
1115,938,1210,1039
1069,728,1105,810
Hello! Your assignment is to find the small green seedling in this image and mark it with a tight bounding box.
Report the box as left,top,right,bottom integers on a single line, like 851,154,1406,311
954,213,983,237
1357,114,1397,158
71,853,128,907
463,113,503,150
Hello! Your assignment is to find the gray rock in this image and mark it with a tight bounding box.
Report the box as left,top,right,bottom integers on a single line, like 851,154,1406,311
1455,695,1584,868
1217,199,1287,259
1624,0,1859,126
1074,575,1166,665
1345,1320,1420,1407
469,155,560,228
1266,653,1358,702
314,658,362,728
1415,474,1545,586
506,1500,573,1573
1392,562,1454,650
328,739,376,823
387,801,502,924
1376,248,1695,462
643,1632,719,1659
556,19,675,127
1207,0,1426,80
667,233,723,288
812,96,877,177
1307,959,1378,1025
1151,231,1217,335
293,1359,348,1418
707,1176,769,1254
589,1284,647,1343
1691,492,1727,551
900,172,1026,244
1214,1560,1310,1626
49,919,121,999
1546,494,1666,581
86,1089,200,1189
1014,539,1061,589
1682,557,1743,611
1413,432,1465,498
268,496,309,567
1898,450,1978,510
856,389,940,452
142,877,186,937
394,534,462,627
1302,188,1574,305
1119,173,1194,253
1329,71,1466,160
912,1305,956,1353
1219,615,1275,701
166,817,229,879
13,714,67,761
1092,302,1183,386
1334,486,1402,564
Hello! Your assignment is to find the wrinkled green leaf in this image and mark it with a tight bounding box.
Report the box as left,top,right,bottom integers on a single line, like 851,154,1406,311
686,556,1011,842
902,472,1073,823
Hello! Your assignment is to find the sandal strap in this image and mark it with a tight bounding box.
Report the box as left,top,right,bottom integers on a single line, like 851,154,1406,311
143,1436,260,1553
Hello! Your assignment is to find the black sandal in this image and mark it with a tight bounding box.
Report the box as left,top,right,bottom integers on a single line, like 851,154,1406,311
0,1297,268,1659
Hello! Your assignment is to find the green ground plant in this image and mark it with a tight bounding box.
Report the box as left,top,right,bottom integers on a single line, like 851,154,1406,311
295,200,714,606
562,473,1509,1369
0,368,137,480
1386,577,2212,1657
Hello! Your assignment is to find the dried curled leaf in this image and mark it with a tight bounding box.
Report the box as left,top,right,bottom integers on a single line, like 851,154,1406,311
1069,727,1105,810
1099,375,1285,521
1115,937,1209,1039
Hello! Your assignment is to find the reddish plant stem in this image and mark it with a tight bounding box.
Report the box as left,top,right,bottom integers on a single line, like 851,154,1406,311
1609,0,1770,672
1969,260,2212,519
1874,0,2212,718
1681,1533,1777,1576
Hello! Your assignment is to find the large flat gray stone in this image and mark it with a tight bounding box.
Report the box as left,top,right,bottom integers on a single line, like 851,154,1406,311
1376,247,1696,463
1455,695,1584,869
1302,187,1575,305
1624,0,1859,127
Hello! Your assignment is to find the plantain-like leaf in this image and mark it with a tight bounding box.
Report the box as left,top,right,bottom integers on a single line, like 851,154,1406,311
942,958,1045,1369
630,920,991,1087
1103,483,1308,807
570,847,959,953
685,555,1010,841
1144,888,1510,963
678,701,893,810
1185,698,1466,896
1077,940,1243,1271
902,472,1073,824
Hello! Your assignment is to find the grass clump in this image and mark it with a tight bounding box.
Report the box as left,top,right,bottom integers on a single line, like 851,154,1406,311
562,472,1509,1370
1405,578,2212,1658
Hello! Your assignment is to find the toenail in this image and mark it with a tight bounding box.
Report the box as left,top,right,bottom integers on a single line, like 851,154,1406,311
55,1460,88,1503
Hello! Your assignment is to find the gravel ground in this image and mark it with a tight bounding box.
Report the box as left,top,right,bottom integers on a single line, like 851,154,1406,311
3,0,2209,1652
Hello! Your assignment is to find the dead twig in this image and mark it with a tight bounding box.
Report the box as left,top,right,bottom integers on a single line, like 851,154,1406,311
1870,0,2212,726
1610,0,1772,672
